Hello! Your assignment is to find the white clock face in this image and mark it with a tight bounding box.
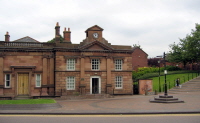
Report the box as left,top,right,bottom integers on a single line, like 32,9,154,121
93,33,98,38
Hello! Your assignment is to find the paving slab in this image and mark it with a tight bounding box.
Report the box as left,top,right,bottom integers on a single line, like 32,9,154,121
0,76,200,114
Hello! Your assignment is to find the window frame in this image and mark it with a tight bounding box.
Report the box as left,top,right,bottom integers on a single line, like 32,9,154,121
5,74,11,88
35,74,41,87
91,59,100,70
115,76,123,89
66,76,75,90
115,59,123,70
67,59,75,70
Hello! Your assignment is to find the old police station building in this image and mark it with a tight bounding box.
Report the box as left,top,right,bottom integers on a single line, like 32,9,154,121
0,23,133,99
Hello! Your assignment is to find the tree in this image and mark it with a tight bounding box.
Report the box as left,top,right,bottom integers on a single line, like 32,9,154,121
168,42,188,67
168,23,200,68
148,58,159,67
133,44,141,48
47,35,64,43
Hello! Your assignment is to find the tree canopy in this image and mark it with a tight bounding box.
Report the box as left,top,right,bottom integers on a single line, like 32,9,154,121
47,35,64,43
168,23,200,67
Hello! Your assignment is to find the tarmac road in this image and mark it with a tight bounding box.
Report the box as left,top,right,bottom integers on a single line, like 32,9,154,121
0,114,200,123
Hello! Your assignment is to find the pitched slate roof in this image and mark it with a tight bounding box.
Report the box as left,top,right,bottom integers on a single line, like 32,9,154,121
13,36,40,43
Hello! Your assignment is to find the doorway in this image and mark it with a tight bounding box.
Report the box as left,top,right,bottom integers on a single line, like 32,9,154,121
18,73,29,95
90,76,101,94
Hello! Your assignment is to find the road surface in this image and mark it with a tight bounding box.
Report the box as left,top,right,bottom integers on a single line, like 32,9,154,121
0,114,200,123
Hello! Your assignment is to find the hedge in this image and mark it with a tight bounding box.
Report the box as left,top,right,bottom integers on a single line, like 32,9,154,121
133,66,182,80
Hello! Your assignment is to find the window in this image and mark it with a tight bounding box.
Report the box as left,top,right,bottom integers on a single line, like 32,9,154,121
67,59,75,70
115,76,123,89
115,59,123,70
67,76,75,90
5,74,11,88
36,74,41,87
91,59,100,70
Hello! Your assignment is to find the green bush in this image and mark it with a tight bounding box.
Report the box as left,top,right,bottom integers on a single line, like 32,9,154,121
133,67,160,80
133,66,182,80
165,66,182,71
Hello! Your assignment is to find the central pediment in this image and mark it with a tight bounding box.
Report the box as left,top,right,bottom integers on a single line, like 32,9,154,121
79,41,113,51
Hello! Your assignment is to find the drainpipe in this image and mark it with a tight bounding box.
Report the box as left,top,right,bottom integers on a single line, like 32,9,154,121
53,49,56,96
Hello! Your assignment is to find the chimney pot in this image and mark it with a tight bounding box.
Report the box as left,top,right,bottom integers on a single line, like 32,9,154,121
63,27,71,42
5,31,10,42
56,22,59,26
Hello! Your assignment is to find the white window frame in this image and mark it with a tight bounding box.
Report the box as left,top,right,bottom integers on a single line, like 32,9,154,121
5,74,11,88
91,59,100,70
67,59,75,70
115,59,123,70
115,76,123,89
66,76,75,90
35,74,41,87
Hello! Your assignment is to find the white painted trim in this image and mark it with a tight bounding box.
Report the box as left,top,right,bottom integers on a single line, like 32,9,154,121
4,74,11,88
90,76,101,94
35,74,41,87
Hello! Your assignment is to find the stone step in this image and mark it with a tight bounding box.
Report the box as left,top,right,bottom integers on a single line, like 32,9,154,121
150,95,184,103
169,90,200,92
182,86,200,88
182,83,200,86
183,82,200,84
14,95,31,100
169,80,200,92
150,99,184,103
154,97,179,101
60,94,114,100
170,88,200,90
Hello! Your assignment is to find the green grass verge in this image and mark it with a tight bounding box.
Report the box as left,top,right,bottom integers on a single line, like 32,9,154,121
0,99,56,105
150,72,199,92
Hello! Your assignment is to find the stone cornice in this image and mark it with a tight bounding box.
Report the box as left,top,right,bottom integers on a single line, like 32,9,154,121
0,48,54,52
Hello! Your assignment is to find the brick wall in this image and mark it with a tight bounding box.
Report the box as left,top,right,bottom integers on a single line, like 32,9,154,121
132,48,148,70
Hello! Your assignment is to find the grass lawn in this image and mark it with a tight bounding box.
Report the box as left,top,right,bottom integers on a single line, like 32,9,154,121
150,72,199,92
0,99,56,105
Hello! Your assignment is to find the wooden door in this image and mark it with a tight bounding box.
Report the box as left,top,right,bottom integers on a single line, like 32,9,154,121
18,73,29,95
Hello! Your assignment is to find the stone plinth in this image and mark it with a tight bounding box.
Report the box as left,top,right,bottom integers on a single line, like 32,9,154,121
150,95,184,103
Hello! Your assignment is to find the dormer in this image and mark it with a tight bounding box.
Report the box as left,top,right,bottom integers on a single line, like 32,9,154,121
85,25,103,42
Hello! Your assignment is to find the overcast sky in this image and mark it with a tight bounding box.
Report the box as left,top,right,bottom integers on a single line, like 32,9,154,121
0,0,200,57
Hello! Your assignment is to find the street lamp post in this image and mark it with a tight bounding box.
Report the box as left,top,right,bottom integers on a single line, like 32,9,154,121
163,52,168,96
158,60,161,92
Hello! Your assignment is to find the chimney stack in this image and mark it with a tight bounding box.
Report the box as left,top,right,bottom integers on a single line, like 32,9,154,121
5,32,10,42
55,35,60,43
63,27,71,42
55,22,60,37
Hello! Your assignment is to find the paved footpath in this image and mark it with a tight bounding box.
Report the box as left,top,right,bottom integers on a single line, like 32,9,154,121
0,76,200,114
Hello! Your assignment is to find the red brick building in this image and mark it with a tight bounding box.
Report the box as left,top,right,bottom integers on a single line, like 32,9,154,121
132,47,148,70
0,23,134,99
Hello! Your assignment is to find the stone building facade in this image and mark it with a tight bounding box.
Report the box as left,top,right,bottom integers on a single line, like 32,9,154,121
0,23,134,99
